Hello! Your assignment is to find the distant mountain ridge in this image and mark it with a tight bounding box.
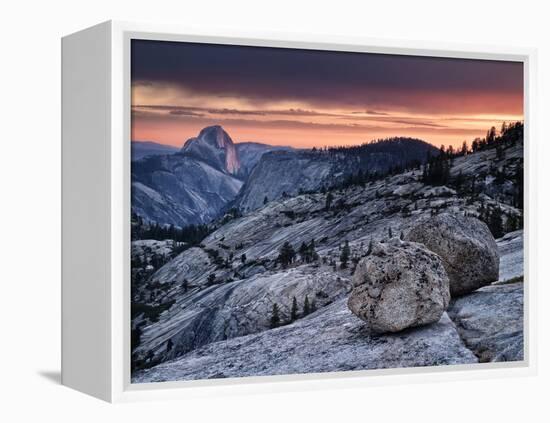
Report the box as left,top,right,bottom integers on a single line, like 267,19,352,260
131,141,178,161
234,137,439,212
179,126,293,179
131,126,290,227
235,142,294,176
132,126,439,227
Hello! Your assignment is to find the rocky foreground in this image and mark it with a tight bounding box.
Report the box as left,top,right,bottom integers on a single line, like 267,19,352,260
133,302,476,382
448,282,524,363
133,283,523,383
132,229,523,383
131,140,524,383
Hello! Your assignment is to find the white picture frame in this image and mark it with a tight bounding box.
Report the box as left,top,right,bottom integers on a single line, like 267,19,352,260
61,20,538,403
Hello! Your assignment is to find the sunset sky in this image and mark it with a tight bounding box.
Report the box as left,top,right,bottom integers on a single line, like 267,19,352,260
131,40,524,149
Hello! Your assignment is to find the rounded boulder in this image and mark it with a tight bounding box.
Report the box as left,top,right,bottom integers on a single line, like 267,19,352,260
347,238,450,334
404,213,499,296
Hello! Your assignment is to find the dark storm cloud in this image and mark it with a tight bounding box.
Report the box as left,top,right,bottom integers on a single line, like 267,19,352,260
131,39,523,110
133,104,344,118
134,104,453,129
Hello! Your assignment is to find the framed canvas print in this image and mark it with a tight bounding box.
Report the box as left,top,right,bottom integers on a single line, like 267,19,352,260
61,21,537,402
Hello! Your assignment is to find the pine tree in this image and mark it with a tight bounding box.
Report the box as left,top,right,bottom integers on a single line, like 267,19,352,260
340,240,350,269
166,338,173,352
181,279,188,292
278,241,296,268
309,239,318,261
488,208,504,239
303,296,311,317
461,141,468,156
486,126,497,146
270,303,280,328
297,239,318,263
366,238,373,255
388,227,393,238
325,192,334,211
505,212,519,233
299,241,309,263
290,296,298,321
422,152,450,186
501,121,508,135
263,196,269,205
241,253,247,264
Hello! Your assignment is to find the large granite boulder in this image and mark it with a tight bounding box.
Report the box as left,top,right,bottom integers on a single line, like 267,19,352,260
347,238,450,334
405,213,499,296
